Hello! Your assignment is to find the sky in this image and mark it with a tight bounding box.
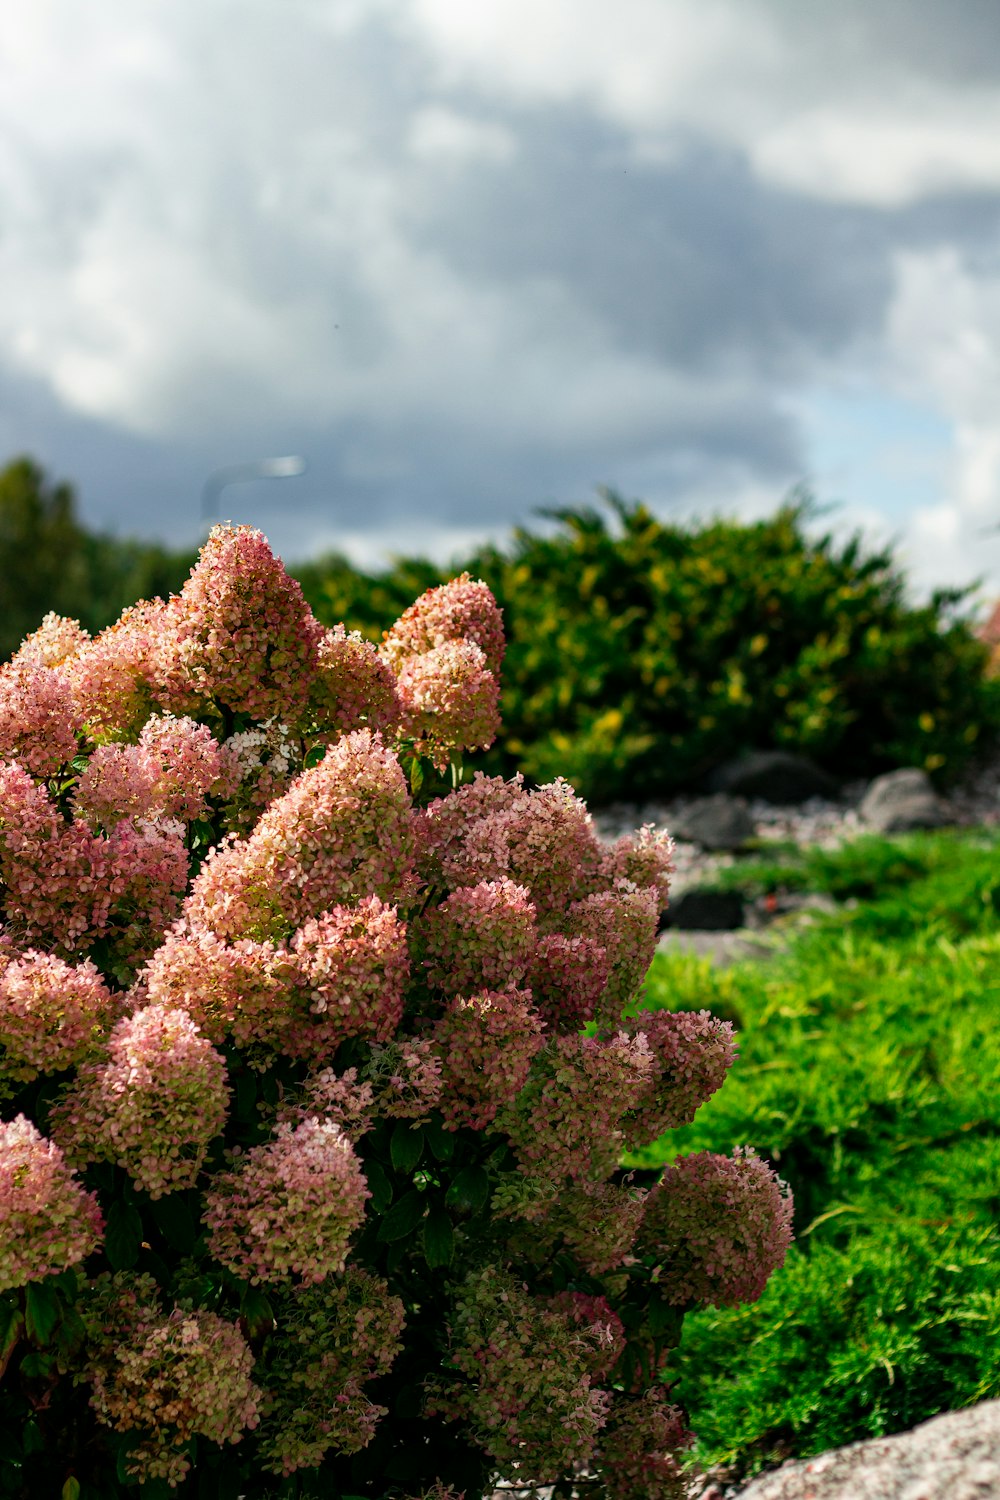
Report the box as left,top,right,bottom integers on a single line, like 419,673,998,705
3,1,1000,598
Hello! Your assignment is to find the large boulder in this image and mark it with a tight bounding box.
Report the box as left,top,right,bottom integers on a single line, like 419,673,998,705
708,751,839,805
672,794,755,851
727,1400,1000,1500
664,889,745,931
859,768,950,833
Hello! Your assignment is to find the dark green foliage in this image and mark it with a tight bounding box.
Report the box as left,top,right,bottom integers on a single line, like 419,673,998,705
296,493,1000,804
0,457,195,659
628,830,1000,1481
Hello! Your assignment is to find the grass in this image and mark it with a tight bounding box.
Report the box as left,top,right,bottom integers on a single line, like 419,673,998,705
624,828,1000,1482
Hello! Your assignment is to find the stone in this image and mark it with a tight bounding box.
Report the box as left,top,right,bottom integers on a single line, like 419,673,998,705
726,1399,1000,1500
708,751,839,805
859,767,950,833
671,794,755,851
663,889,745,931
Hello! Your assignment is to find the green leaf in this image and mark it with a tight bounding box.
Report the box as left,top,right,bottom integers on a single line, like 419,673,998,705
365,1160,393,1214
376,1189,426,1243
239,1287,275,1342
22,1420,43,1455
25,1281,61,1346
234,1071,258,1124
422,1206,454,1270
149,1195,196,1255
303,743,327,770
408,757,424,794
61,1479,81,1500
390,1122,424,1175
424,1114,455,1163
445,1165,490,1217
0,1300,24,1377
105,1201,143,1271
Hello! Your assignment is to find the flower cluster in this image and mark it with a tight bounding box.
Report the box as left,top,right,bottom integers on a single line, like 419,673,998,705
498,1031,656,1183
0,523,791,1498
186,729,416,941
204,1117,370,1283
419,878,536,997
52,1005,229,1198
0,656,79,775
0,1115,103,1291
596,1390,693,1500
395,641,501,769
255,1269,405,1475
624,1008,738,1147
310,623,402,739
432,988,545,1131
141,925,297,1053
381,572,505,678
153,524,323,722
636,1147,794,1306
427,1269,610,1481
76,714,236,828
288,896,409,1062
82,1272,260,1487
0,950,116,1082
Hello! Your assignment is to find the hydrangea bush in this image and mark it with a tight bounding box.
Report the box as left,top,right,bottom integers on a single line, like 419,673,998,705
0,527,793,1499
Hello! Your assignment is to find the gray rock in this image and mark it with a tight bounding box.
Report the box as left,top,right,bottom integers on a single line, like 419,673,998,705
664,889,746,931
656,929,778,968
672,794,755,851
729,1399,1000,1500
859,768,950,832
709,751,839,805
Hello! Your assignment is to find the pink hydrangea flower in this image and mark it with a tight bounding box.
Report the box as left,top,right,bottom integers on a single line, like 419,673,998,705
0,1115,103,1291
597,1389,694,1500
0,763,115,950
602,823,675,910
0,659,79,775
52,1005,230,1199
204,1117,370,1283
65,600,164,740
141,925,296,1053
529,931,611,1032
11,611,89,669
287,896,409,1062
636,1147,794,1307
310,624,402,739
185,730,416,941
432,988,545,1131
547,1291,626,1378
152,525,323,722
76,715,235,828
82,1272,260,1488
498,1031,657,1184
419,878,536,997
0,950,116,1081
624,1008,738,1147
256,1269,405,1475
395,641,500,770
362,1038,444,1120
426,1268,609,1481
381,573,505,678
418,774,606,919
566,884,660,1027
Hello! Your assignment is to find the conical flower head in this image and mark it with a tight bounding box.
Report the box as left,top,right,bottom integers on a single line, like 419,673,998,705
154,525,323,721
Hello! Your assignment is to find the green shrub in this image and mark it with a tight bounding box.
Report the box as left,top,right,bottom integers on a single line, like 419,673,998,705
626,831,1000,1479
297,494,1000,805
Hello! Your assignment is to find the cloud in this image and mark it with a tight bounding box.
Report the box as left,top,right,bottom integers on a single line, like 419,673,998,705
1,0,1000,597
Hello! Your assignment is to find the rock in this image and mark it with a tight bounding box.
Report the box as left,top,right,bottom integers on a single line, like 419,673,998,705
672,794,754,851
757,891,839,923
859,768,950,832
656,929,777,968
664,889,745,931
729,1399,1000,1500
709,751,839,805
